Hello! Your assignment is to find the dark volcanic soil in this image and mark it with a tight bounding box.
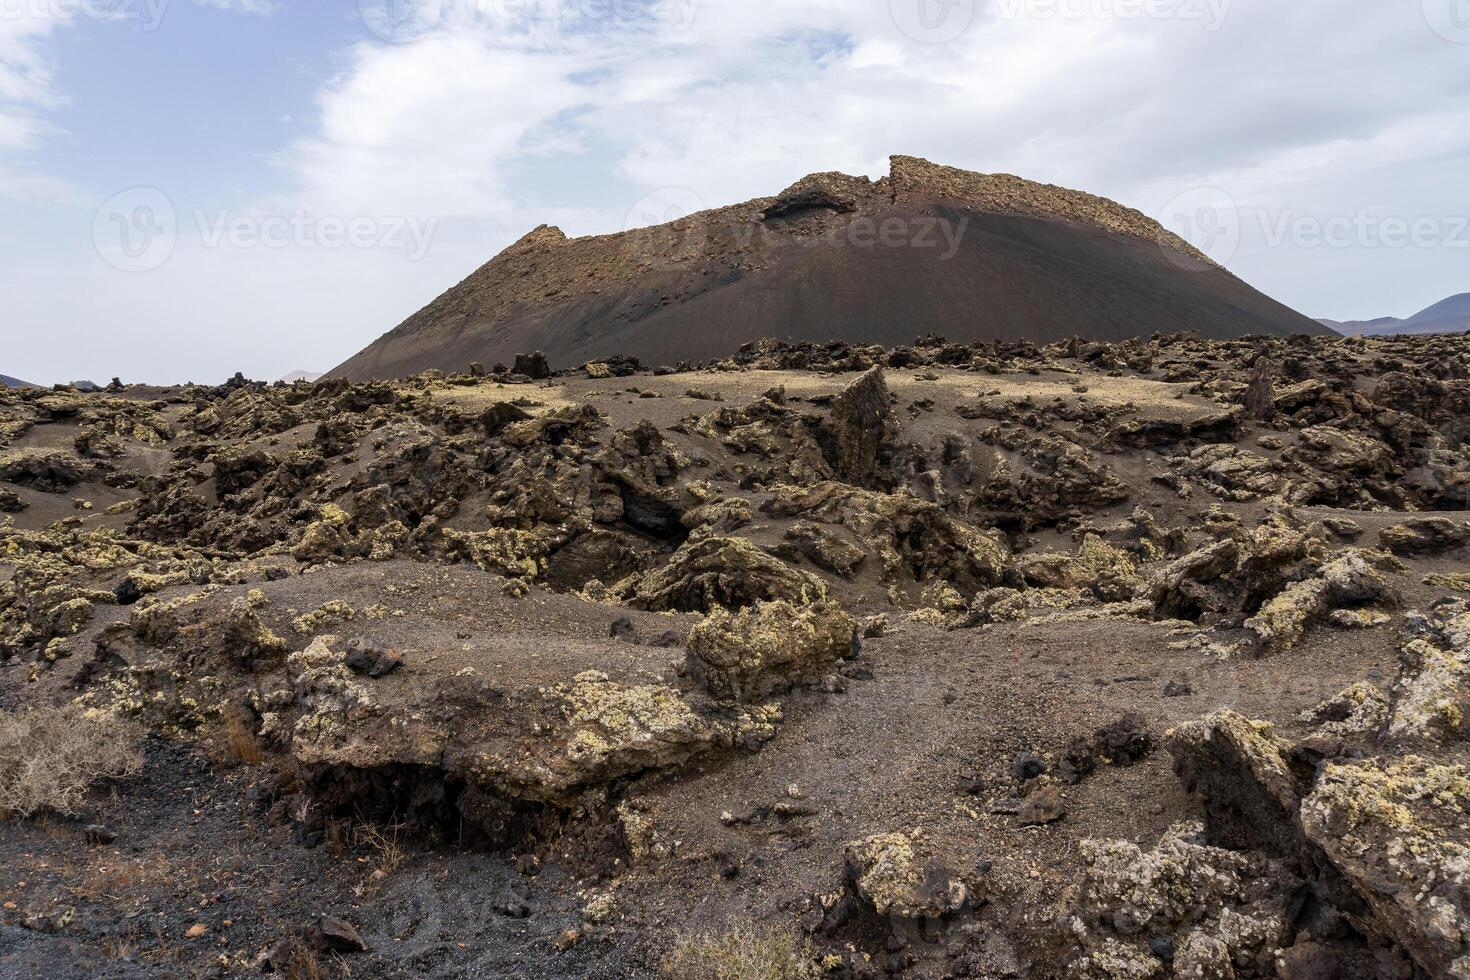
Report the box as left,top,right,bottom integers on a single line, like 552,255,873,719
2,330,1468,979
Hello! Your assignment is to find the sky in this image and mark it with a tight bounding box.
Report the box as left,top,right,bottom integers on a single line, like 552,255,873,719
2,0,1468,384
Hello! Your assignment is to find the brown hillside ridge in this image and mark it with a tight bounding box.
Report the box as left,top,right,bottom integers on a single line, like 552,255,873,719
330,155,1327,379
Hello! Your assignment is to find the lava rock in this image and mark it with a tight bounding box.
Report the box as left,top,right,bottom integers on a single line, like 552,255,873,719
315,917,366,953
1012,751,1047,782
1016,786,1066,826
343,637,402,678
608,617,640,644
513,351,551,380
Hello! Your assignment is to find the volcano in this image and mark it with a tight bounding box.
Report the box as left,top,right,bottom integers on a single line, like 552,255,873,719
331,156,1326,379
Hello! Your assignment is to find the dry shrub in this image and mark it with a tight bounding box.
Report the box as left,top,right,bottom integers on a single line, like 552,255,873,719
0,706,144,819
355,821,405,878
662,921,819,980
101,935,135,961
286,939,328,980
224,707,265,765
342,819,407,899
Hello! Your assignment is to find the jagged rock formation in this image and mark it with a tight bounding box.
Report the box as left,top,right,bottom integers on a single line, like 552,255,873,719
4,330,1470,979
329,156,1325,378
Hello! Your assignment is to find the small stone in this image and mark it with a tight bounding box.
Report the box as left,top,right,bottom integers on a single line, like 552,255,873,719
1012,751,1047,782
1016,786,1066,826
1149,935,1175,962
83,824,117,845
1162,679,1193,698
186,923,210,938
494,885,531,918
113,578,143,606
22,914,56,934
1327,608,1391,630
343,637,402,678
609,617,640,644
772,801,817,818
316,916,366,952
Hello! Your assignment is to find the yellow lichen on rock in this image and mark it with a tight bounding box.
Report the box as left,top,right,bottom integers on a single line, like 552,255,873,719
441,527,549,581
686,599,856,702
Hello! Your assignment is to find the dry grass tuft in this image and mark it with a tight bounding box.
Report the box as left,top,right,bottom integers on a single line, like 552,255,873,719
355,821,406,877
662,920,819,980
74,849,197,902
100,935,135,961
343,819,408,899
0,707,144,819
285,938,328,980
224,707,265,765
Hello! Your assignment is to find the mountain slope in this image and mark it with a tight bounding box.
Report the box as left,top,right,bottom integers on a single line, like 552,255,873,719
0,375,38,388
332,156,1327,379
1323,292,1470,337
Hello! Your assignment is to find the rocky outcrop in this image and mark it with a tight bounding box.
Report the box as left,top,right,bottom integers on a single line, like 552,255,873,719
779,521,867,577
1168,689,1470,978
0,449,98,492
1066,821,1299,980
844,832,969,921
623,537,828,613
828,366,892,487
1385,600,1470,743
1379,517,1470,556
1168,711,1302,854
762,482,1011,592
1018,535,1141,603
686,599,856,702
1244,549,1399,651
284,637,782,818
1299,757,1470,978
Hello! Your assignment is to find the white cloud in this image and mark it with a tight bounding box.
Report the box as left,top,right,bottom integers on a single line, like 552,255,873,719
7,0,1470,383
191,0,278,14
0,4,80,205
282,0,1470,247
284,30,585,218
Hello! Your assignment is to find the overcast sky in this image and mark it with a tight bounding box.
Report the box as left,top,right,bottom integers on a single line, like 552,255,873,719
2,0,1468,384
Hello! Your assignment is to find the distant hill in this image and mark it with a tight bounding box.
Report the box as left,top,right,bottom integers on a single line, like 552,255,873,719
278,371,322,383
0,374,37,388
330,155,1327,379
1322,293,1470,337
